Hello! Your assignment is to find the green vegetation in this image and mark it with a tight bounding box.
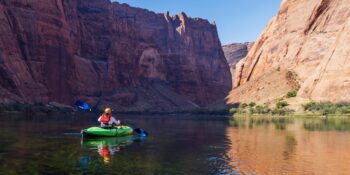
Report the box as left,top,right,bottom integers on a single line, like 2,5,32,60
271,108,294,116
230,115,350,132
276,101,289,109
240,103,248,108
230,101,350,116
286,90,297,98
229,101,293,116
303,102,350,115
248,102,256,107
228,108,238,114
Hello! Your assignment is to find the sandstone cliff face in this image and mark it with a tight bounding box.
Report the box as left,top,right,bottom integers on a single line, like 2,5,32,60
229,0,350,104
222,42,253,85
0,0,231,112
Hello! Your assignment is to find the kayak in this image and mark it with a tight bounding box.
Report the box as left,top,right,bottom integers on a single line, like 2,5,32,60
81,126,134,137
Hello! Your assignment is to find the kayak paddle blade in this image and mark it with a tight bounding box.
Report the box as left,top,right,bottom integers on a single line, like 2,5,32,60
134,128,148,137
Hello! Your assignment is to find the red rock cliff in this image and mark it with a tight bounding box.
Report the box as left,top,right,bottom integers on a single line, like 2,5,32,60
229,0,350,104
222,42,253,86
0,0,231,112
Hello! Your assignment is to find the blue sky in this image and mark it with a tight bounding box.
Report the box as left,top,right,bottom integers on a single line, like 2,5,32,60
114,0,281,45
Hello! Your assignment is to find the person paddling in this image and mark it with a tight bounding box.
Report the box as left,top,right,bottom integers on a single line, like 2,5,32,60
98,108,120,128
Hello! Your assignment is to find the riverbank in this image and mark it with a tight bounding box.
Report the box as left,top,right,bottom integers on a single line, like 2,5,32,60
229,101,350,117
4,101,349,117
0,102,233,116
0,102,74,114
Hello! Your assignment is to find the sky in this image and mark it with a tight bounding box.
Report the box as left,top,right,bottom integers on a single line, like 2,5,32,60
114,0,282,45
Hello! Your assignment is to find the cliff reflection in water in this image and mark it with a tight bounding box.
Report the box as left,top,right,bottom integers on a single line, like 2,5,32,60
225,116,350,175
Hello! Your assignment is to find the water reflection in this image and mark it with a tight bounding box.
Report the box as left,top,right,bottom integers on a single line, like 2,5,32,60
230,116,294,130
226,116,350,174
3,113,350,175
303,117,350,131
0,114,230,175
81,136,141,164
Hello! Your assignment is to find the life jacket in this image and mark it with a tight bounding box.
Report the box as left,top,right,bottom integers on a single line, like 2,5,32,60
100,114,111,123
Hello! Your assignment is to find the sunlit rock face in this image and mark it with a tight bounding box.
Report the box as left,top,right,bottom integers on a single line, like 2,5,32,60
0,0,231,112
229,0,350,104
225,120,350,175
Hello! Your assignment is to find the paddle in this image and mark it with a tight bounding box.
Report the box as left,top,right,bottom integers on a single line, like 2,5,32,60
117,121,148,137
75,100,91,111
133,128,148,137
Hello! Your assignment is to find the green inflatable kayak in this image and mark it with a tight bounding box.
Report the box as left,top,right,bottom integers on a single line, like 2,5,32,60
81,126,134,137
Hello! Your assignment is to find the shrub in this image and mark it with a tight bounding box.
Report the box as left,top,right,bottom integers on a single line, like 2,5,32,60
303,101,350,115
318,102,337,115
271,108,294,116
339,106,350,114
248,107,255,114
276,101,289,109
303,102,318,112
240,103,248,109
286,90,297,98
229,108,238,114
249,102,256,108
255,105,271,114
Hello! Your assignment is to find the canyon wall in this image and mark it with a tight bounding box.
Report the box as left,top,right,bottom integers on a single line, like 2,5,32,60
0,0,231,112
229,0,350,104
223,42,253,85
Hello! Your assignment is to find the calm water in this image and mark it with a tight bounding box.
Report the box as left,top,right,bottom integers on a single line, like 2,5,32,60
1,114,350,175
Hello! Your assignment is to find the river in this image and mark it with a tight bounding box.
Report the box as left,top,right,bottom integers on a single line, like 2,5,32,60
0,113,350,175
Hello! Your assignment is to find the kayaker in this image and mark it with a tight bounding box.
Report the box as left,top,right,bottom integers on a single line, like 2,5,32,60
98,108,120,128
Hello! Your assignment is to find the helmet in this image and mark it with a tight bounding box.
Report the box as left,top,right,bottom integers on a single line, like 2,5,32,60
104,108,112,114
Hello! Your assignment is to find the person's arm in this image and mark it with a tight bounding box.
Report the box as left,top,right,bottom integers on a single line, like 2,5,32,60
98,116,102,122
110,116,120,125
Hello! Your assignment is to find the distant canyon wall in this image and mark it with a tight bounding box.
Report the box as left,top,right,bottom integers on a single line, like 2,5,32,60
228,0,350,104
0,0,231,112
222,42,253,85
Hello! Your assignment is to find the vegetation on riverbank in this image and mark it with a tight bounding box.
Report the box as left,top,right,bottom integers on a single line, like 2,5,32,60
229,100,294,116
302,102,350,115
230,114,350,132
2,101,350,117
229,99,350,117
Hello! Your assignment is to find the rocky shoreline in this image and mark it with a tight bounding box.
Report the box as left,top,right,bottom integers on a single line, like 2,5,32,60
0,102,234,116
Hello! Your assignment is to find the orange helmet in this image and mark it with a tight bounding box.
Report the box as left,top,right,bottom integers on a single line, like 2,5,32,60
104,108,112,114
